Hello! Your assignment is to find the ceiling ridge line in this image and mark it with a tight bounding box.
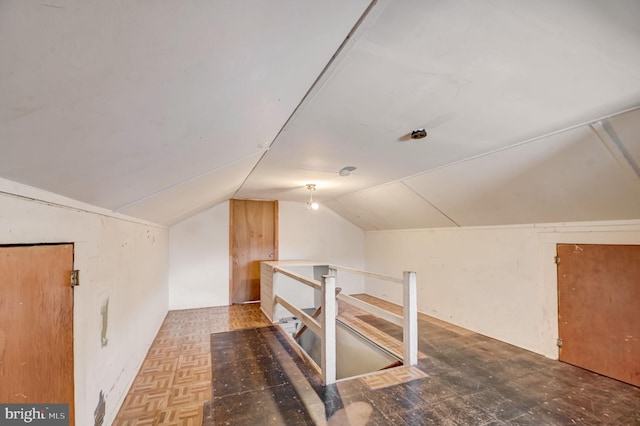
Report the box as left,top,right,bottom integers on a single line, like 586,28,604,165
405,105,640,180
113,150,267,213
590,120,640,179
329,197,379,231
400,182,461,227
164,190,238,227
326,105,640,204
0,190,167,229
233,0,390,199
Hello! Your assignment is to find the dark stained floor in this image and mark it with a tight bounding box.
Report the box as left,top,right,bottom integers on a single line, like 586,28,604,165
203,304,640,426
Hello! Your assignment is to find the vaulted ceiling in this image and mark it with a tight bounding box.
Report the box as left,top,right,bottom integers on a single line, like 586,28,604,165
2,0,639,229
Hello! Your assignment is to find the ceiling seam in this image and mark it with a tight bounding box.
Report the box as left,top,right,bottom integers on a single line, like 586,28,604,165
402,105,640,179
400,182,461,227
164,191,238,226
590,120,640,179
232,0,387,199
329,198,378,231
0,190,167,229
113,150,267,213
327,105,640,204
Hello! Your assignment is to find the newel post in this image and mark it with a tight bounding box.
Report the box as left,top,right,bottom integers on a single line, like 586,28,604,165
403,271,418,366
321,274,337,384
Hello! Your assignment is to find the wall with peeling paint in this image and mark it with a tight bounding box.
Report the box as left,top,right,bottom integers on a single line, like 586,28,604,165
0,178,169,426
365,220,640,359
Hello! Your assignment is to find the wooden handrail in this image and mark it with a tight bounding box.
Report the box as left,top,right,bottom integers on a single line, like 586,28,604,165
293,306,322,339
274,295,322,337
273,266,322,290
327,264,403,284
336,293,403,327
269,262,417,382
293,287,342,339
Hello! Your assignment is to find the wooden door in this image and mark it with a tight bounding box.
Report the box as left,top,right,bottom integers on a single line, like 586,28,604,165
230,200,278,304
557,243,640,387
0,244,74,423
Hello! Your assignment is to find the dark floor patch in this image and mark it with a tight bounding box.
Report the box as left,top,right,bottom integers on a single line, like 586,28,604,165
203,322,640,425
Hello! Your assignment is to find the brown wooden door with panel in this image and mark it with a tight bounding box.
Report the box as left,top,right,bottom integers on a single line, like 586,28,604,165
230,200,278,304
557,243,640,387
0,244,75,425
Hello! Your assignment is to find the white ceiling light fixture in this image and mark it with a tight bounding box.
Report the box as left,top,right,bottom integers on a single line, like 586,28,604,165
339,166,357,176
306,184,319,210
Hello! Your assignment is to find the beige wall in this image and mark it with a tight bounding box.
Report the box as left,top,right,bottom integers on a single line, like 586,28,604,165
0,178,169,426
169,201,230,309
278,201,365,271
168,200,367,309
365,220,640,358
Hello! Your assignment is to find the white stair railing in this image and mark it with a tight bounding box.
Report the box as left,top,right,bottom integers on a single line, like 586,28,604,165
269,262,417,385
403,271,418,366
320,274,336,385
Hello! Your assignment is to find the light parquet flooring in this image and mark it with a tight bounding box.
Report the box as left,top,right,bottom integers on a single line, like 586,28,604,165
360,366,428,390
113,304,271,425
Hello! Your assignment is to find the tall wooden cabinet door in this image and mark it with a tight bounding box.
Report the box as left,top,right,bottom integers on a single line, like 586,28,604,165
0,244,75,424
557,243,640,387
230,200,278,304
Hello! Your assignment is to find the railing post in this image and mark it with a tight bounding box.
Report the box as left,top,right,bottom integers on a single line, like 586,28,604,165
328,267,338,315
403,271,418,366
321,274,337,384
271,270,278,322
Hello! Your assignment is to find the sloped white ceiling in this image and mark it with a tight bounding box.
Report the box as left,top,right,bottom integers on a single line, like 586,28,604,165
236,0,640,228
0,0,639,229
405,122,640,226
118,154,260,225
326,183,456,231
0,0,370,220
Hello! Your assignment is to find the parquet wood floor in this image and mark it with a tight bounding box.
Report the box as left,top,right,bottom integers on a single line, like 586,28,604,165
113,304,271,425
114,297,640,425
360,366,428,390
